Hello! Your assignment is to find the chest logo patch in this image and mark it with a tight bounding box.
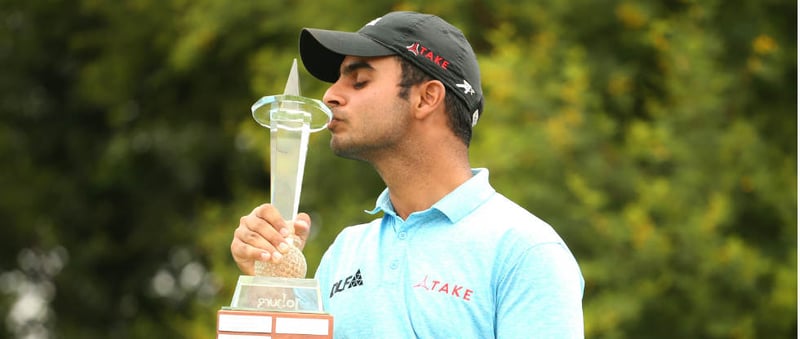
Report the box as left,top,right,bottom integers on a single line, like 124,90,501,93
412,274,474,301
330,269,364,298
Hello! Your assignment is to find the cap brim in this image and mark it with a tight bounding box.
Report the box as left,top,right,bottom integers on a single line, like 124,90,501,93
300,28,394,83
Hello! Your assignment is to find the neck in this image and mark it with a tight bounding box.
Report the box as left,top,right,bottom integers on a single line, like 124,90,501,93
372,147,472,220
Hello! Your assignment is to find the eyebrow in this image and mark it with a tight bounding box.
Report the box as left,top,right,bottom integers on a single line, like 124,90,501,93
340,60,375,77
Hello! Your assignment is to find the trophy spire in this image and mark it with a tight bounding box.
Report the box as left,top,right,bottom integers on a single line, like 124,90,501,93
283,58,300,96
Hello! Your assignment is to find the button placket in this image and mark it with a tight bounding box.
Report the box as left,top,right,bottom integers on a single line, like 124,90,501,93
388,218,415,278
385,215,406,283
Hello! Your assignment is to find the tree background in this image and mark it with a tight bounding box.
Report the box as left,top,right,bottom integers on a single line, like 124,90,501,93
0,0,795,338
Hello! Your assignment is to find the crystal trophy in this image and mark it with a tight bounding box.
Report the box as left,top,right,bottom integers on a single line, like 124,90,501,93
222,59,332,326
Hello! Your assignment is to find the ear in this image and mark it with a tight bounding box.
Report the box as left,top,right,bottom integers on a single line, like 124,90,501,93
412,80,446,120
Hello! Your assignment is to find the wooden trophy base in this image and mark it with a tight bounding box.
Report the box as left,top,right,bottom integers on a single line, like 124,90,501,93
217,309,333,339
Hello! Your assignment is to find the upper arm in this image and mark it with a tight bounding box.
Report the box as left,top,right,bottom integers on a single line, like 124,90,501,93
495,242,585,338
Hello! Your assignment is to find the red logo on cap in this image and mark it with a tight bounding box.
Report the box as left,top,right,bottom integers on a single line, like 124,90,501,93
406,42,450,70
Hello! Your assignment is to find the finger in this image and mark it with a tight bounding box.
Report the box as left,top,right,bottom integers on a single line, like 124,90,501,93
238,215,279,252
234,226,287,268
295,213,311,236
294,213,312,250
232,224,272,260
233,223,262,254
231,226,270,275
244,204,292,254
252,204,289,233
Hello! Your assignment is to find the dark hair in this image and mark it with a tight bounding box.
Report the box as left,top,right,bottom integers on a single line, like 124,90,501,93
396,56,472,146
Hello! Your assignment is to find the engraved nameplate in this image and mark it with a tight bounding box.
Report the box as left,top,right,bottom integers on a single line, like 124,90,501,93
230,276,323,313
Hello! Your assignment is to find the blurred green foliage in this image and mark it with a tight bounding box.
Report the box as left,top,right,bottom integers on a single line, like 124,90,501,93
0,0,795,338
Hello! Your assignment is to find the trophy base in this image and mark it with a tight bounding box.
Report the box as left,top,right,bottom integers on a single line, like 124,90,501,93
217,309,333,339
218,275,332,338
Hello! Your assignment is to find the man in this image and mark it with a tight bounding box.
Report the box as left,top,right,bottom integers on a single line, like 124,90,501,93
232,11,584,338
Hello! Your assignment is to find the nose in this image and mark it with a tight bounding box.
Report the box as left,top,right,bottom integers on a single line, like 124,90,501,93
323,80,344,109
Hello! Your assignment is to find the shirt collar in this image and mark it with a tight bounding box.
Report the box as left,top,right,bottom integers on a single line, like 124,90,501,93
365,168,496,223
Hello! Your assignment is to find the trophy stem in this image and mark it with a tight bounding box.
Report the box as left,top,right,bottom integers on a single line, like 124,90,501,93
269,118,310,224
253,117,311,278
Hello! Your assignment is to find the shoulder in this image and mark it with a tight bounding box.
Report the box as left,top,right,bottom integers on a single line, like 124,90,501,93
468,192,565,245
327,218,382,249
315,218,381,278
463,193,581,279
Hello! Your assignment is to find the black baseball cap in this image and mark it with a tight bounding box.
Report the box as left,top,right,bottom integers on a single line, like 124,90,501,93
299,11,484,127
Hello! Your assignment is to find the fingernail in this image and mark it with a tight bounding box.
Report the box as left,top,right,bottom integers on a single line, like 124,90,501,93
280,227,290,237
278,242,289,253
272,252,283,262
260,252,271,261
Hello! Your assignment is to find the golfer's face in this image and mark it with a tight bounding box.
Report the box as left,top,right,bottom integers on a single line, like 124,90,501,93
323,56,412,161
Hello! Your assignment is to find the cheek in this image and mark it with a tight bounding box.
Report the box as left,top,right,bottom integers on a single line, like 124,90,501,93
357,87,398,115
367,85,397,102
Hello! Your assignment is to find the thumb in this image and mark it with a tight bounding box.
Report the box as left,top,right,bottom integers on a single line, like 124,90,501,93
293,212,312,250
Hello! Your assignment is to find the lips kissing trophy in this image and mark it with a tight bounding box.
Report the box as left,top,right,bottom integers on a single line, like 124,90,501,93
217,59,333,339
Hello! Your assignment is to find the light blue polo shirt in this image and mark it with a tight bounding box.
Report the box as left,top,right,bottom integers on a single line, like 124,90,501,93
314,168,584,338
